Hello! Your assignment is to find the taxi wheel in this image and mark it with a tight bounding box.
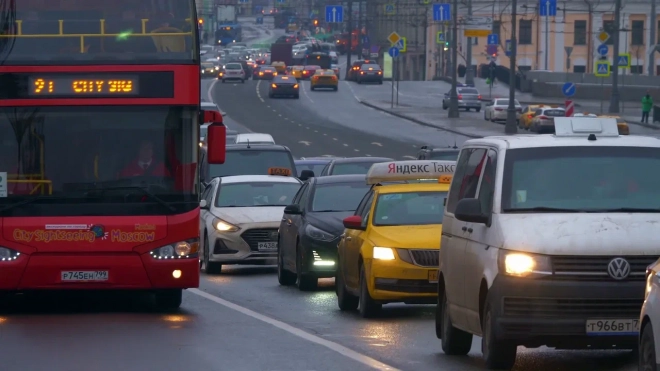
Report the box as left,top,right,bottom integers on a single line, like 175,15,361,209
203,234,222,274
358,265,381,318
640,322,657,371
154,289,182,311
336,266,359,311
482,301,517,369
439,291,472,354
296,244,318,291
277,240,296,286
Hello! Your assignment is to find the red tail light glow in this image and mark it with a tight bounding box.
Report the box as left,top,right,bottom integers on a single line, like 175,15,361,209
458,94,462,100
478,95,482,99
538,115,549,119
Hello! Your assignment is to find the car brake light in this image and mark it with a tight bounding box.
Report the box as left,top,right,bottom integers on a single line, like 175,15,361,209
360,71,365,74
293,84,299,88
478,95,482,99
259,72,264,75
273,72,277,75
377,71,382,74
458,94,462,100
271,84,277,88
495,108,503,111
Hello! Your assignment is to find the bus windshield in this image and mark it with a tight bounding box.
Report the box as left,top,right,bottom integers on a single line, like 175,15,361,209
0,0,197,65
305,54,331,69
0,106,198,217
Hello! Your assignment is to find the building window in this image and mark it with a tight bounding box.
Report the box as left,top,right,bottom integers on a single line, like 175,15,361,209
492,20,501,37
574,20,587,45
573,65,586,73
631,20,644,45
519,19,532,44
603,20,615,45
631,65,643,74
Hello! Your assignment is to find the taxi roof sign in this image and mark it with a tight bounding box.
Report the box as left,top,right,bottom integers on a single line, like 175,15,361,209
268,167,292,176
553,117,619,137
366,160,456,185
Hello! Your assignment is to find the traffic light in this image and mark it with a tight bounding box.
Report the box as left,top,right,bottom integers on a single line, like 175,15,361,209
444,41,449,51
198,19,203,25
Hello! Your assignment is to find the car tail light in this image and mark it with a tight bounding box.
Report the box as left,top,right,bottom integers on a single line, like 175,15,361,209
478,95,482,99
271,84,277,88
495,107,503,111
273,72,277,75
259,72,264,75
360,71,365,74
377,71,382,74
458,94,462,100
293,84,299,88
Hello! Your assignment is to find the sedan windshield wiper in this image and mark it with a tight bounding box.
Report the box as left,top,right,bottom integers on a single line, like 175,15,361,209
592,207,660,213
502,207,584,213
0,196,69,213
85,186,176,212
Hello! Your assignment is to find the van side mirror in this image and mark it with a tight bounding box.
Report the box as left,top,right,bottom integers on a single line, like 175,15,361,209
343,215,364,230
200,199,209,209
454,198,488,224
284,204,301,215
299,170,314,181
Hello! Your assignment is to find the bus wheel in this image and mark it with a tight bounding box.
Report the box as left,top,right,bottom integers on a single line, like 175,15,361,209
154,289,182,311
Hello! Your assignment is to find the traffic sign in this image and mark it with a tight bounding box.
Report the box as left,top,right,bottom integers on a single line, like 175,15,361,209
388,46,400,58
505,39,512,56
562,82,576,97
565,100,575,117
433,4,451,22
539,0,557,16
388,32,401,45
597,44,608,56
394,38,407,52
325,5,343,23
617,53,631,68
595,61,610,77
384,3,395,15
487,34,499,45
597,31,610,43
436,32,444,44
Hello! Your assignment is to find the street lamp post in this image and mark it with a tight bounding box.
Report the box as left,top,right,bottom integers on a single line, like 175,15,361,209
504,0,518,134
447,0,459,118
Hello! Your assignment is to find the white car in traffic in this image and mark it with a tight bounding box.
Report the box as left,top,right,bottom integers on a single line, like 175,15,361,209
640,258,660,370
484,98,522,122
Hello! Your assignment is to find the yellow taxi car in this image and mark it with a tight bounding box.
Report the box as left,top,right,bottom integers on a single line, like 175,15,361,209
271,61,286,74
598,114,630,135
290,65,305,78
310,69,338,91
336,160,455,318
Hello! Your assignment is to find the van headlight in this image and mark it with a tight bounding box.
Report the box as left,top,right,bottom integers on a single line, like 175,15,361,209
213,218,239,232
0,247,20,261
498,250,551,277
373,246,396,260
150,239,199,259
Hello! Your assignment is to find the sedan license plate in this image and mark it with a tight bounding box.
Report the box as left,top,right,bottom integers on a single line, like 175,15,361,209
61,271,108,282
586,319,640,335
428,270,438,283
258,242,277,251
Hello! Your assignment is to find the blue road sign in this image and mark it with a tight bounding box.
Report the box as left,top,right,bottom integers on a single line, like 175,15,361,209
277,0,285,3
539,0,557,16
595,61,610,76
325,5,343,23
384,4,395,15
562,82,576,97
505,39,512,56
432,4,451,22
487,34,499,45
617,54,629,66
388,46,400,58
597,44,609,56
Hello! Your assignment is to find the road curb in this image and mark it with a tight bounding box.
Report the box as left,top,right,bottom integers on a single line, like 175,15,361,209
626,119,660,130
358,100,482,138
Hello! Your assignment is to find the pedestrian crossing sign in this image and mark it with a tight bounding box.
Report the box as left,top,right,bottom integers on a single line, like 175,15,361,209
595,61,610,77
394,38,407,52
617,53,630,68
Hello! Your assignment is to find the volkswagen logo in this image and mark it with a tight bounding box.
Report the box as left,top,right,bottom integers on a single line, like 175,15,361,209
269,231,278,240
607,257,631,280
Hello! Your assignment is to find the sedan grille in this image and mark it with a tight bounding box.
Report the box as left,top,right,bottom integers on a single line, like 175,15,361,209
409,249,439,267
503,297,643,318
241,228,279,251
549,256,657,281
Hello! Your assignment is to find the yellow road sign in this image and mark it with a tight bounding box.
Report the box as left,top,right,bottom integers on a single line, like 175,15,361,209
597,31,610,43
388,32,401,45
464,29,490,37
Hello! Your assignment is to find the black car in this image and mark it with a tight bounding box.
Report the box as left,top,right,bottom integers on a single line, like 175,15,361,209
269,75,299,99
277,175,372,290
356,64,383,84
254,66,278,80
199,144,296,184
294,158,334,178
416,146,460,160
347,59,374,81
320,157,393,176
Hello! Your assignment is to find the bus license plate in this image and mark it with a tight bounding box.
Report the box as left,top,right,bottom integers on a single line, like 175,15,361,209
258,242,277,251
61,271,109,282
428,270,439,283
586,319,640,335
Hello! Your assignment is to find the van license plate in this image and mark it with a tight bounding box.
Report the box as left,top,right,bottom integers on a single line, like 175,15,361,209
586,319,640,335
428,270,438,283
61,271,109,282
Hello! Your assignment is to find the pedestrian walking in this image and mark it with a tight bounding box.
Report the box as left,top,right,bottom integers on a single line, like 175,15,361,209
642,92,653,123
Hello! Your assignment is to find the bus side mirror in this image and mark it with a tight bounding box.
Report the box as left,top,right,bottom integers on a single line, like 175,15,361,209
204,110,226,164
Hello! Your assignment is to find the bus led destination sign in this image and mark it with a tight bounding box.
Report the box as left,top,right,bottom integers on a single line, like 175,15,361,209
28,75,139,96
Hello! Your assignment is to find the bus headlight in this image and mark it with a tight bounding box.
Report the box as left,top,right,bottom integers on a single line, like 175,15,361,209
498,250,552,277
0,247,20,261
150,239,199,259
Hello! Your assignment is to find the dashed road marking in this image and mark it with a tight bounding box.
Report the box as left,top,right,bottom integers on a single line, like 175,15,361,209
323,133,327,136
256,80,265,102
314,130,318,133
273,109,277,112
299,141,312,146
278,114,282,117
371,142,382,147
365,154,372,157
301,81,315,104
343,144,349,147
207,79,218,102
354,149,359,152
333,138,338,141
343,81,361,102
190,289,400,371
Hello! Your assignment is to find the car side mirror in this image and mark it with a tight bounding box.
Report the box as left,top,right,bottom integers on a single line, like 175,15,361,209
299,170,314,181
343,215,364,230
454,198,488,224
200,199,209,209
284,204,302,215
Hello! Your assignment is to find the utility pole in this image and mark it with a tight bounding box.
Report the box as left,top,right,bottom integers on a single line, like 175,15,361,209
505,0,518,134
357,1,362,58
448,0,459,118
422,6,428,80
345,0,353,79
544,0,549,70
608,0,621,113
650,0,657,76
465,0,474,85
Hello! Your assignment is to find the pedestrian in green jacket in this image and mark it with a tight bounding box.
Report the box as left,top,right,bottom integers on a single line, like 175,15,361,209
642,92,653,123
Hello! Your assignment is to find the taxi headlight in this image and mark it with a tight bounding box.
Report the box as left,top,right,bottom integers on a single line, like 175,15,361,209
150,239,199,259
498,250,551,277
373,246,396,261
0,246,20,261
305,224,335,242
213,218,239,232
215,66,220,70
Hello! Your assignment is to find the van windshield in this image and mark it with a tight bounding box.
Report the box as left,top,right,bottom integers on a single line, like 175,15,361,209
502,146,660,212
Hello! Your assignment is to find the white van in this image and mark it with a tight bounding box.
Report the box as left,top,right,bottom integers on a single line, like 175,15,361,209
436,117,660,369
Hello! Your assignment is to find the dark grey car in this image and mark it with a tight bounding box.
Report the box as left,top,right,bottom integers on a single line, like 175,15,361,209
442,87,481,111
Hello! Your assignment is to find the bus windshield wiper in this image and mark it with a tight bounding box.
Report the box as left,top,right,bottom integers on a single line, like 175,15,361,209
502,207,584,213
0,196,69,213
85,186,176,212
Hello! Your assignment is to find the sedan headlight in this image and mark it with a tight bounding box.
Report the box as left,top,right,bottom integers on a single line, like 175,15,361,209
213,218,239,232
305,224,335,242
373,246,396,261
150,239,199,259
0,246,20,261
498,250,552,277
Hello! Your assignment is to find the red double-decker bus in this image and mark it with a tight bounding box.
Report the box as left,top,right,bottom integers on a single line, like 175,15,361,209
0,0,226,310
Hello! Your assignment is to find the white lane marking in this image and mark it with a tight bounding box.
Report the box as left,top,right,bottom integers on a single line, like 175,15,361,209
299,141,312,146
371,142,382,147
333,138,338,141
321,154,335,157
412,145,417,148
301,81,315,104
365,154,372,157
323,133,327,136
354,149,359,152
344,81,360,102
256,80,265,102
343,144,349,147
190,289,400,371
402,156,416,159
278,114,282,117
273,109,277,112
314,130,318,133
207,78,218,102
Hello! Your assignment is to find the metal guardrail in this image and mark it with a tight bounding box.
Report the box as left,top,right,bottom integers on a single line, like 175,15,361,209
654,104,660,124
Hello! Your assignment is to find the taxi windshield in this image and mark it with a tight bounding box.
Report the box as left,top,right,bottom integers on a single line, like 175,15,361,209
311,183,371,212
502,146,660,212
215,182,300,207
373,191,447,226
331,162,380,175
